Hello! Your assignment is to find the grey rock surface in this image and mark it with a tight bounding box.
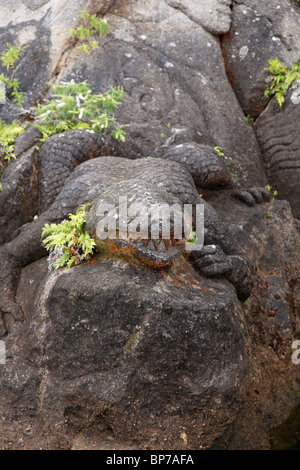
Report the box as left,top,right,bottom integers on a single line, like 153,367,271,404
255,85,300,219
165,0,232,35
56,0,266,186
152,143,232,189
209,195,300,449
0,0,300,451
221,0,300,117
0,126,40,244
1,256,247,449
0,0,110,109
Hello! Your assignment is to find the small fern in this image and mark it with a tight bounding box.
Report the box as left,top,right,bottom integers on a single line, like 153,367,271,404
0,119,25,158
41,204,96,269
246,114,255,126
264,58,300,108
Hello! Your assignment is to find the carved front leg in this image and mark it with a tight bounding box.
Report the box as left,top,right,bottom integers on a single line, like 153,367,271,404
188,244,254,301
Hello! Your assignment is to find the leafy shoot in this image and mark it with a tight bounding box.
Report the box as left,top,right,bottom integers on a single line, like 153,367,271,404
31,80,126,142
41,204,96,269
0,41,27,70
69,9,109,54
214,146,238,182
265,185,278,219
187,229,197,244
246,114,255,126
0,41,27,107
264,58,300,108
0,118,26,190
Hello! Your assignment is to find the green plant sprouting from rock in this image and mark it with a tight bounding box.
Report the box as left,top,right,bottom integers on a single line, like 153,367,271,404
187,229,197,244
0,40,28,190
214,146,238,182
264,58,300,108
41,204,96,269
0,119,26,190
0,41,28,107
246,114,255,126
265,184,278,219
69,9,109,53
31,80,126,142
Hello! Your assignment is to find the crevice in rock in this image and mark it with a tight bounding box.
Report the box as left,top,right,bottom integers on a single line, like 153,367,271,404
36,269,65,442
217,0,275,123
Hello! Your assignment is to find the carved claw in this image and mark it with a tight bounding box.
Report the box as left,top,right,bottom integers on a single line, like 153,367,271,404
232,187,273,206
189,244,232,277
189,245,254,301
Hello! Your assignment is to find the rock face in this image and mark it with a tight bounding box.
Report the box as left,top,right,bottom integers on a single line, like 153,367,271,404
0,0,112,109
220,0,300,221
0,126,40,244
221,0,300,117
255,85,300,220
0,0,300,451
1,257,248,449
209,196,300,449
165,0,232,35
56,0,266,186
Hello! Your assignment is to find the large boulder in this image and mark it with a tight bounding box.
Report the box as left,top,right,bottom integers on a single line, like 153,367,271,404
0,255,249,449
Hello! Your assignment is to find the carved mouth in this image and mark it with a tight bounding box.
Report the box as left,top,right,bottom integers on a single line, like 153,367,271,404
100,234,186,268
85,178,193,268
